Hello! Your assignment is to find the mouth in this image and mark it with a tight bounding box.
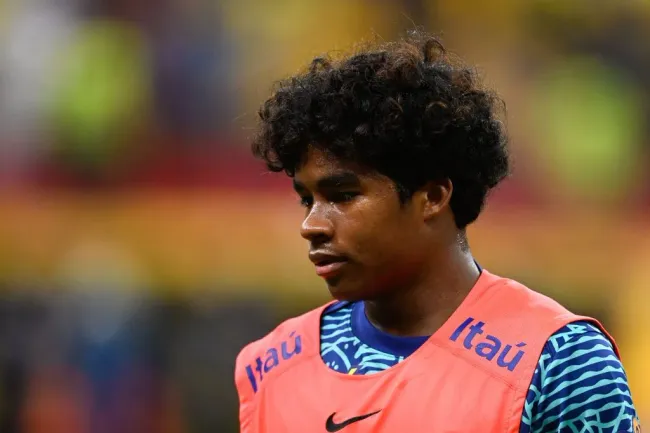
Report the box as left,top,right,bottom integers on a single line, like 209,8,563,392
309,252,349,278
314,260,347,278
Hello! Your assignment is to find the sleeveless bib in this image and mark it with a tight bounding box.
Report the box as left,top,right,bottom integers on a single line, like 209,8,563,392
235,271,618,433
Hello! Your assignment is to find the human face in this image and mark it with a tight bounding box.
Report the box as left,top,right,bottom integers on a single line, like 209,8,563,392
293,148,430,301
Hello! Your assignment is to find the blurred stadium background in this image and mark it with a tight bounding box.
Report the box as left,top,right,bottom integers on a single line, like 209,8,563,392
0,0,649,431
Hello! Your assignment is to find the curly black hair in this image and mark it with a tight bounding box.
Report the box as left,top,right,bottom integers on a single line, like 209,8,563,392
252,30,510,229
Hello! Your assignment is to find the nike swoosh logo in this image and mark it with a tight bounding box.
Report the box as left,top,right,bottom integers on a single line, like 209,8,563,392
325,410,381,432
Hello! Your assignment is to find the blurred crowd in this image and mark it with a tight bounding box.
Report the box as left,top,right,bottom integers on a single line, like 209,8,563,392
1,0,650,431
1,0,649,204
0,289,286,433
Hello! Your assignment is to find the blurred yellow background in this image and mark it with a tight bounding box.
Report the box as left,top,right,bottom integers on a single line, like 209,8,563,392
0,0,649,432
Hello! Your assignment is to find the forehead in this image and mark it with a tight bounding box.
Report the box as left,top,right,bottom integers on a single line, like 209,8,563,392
295,147,364,181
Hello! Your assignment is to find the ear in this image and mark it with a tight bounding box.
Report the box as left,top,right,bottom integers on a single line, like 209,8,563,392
419,179,453,221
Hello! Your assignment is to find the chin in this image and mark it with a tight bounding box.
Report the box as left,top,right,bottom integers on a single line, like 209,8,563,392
325,278,367,302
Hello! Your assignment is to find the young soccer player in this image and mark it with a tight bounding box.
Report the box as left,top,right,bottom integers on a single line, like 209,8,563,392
235,31,640,432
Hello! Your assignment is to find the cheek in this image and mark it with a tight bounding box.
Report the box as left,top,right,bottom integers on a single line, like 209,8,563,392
343,199,415,257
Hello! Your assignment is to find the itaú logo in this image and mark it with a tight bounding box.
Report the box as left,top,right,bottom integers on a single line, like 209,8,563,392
245,331,302,393
449,318,526,371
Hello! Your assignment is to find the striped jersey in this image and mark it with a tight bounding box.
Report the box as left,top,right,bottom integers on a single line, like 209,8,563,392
320,301,638,432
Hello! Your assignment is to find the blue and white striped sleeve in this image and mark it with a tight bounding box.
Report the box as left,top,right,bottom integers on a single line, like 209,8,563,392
520,321,640,433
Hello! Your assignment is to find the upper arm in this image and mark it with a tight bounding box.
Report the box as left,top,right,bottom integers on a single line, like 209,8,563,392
520,322,640,433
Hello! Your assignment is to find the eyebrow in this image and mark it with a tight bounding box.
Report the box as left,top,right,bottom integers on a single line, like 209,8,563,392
293,171,361,192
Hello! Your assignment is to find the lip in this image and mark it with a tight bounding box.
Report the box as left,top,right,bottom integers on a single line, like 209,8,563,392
315,261,347,278
309,251,348,278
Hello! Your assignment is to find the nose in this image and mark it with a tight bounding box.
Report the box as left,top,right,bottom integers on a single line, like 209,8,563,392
300,204,334,243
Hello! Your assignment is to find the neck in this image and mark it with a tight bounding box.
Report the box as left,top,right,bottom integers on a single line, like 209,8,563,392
363,246,480,337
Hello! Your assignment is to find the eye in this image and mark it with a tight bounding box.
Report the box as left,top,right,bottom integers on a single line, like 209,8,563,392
330,192,359,203
298,196,313,208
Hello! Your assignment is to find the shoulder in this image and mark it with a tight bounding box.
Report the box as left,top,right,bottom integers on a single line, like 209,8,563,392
539,321,622,391
544,321,615,358
480,274,615,355
236,302,328,367
521,321,637,432
458,273,590,375
234,303,330,400
478,272,575,323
